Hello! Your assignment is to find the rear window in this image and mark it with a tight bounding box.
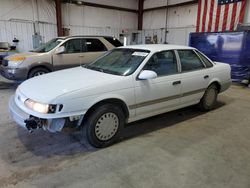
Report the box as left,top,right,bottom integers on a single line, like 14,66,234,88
195,50,213,68
104,37,123,47
86,39,107,52
178,50,205,72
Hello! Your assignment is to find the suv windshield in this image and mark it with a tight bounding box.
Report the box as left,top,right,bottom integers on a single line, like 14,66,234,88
85,48,150,76
32,38,63,53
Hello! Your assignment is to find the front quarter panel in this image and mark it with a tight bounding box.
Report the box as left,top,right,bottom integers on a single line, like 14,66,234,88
19,53,52,68
52,76,135,119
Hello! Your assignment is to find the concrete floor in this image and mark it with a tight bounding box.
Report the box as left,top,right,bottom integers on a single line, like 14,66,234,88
0,76,250,188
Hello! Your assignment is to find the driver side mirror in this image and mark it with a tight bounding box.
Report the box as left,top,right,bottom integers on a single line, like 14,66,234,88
54,46,65,54
138,70,157,80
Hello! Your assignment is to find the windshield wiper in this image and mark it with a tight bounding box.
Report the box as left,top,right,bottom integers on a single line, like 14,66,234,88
85,66,121,75
86,66,104,73
101,69,121,75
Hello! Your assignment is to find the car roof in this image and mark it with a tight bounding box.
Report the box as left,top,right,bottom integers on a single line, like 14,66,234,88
118,44,195,52
58,35,116,40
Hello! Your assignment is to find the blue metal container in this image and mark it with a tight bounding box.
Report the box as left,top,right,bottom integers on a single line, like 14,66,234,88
189,31,250,82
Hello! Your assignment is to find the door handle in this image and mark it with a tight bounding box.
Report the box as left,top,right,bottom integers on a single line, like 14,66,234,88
204,75,209,79
172,81,181,85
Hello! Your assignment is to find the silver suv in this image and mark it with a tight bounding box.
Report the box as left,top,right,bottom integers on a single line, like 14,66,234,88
0,36,122,80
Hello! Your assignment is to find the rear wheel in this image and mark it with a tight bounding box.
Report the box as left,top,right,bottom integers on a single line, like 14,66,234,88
81,104,125,148
199,84,218,111
28,67,49,78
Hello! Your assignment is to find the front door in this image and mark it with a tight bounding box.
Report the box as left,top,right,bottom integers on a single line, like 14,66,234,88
52,38,107,70
134,50,181,117
52,38,83,70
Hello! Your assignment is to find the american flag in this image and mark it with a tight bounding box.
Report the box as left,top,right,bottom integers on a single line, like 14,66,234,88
196,0,246,32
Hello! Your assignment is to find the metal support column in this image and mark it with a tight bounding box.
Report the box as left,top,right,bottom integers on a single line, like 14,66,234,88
55,0,63,36
138,0,144,30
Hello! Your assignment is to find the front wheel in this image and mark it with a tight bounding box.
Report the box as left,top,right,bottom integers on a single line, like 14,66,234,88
28,67,49,78
199,84,218,111
81,104,125,148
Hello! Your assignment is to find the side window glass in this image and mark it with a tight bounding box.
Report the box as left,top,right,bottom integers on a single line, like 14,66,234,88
143,51,178,76
86,39,107,52
178,50,205,72
63,39,82,53
195,50,213,68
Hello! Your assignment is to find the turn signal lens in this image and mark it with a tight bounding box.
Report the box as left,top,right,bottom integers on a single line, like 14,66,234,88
8,57,26,61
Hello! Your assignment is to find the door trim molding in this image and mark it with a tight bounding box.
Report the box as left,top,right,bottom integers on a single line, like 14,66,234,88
129,88,206,109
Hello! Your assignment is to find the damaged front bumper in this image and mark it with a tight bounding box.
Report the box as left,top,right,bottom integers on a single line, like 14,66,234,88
9,95,76,132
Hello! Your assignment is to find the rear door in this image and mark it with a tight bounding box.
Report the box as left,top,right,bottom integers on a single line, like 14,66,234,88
82,38,108,64
177,49,212,105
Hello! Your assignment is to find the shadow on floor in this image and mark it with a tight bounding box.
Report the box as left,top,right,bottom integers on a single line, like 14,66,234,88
0,81,19,90
120,101,226,142
17,128,91,157
15,101,226,159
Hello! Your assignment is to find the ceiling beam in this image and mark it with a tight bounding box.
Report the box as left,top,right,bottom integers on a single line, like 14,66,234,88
143,0,198,12
62,1,138,13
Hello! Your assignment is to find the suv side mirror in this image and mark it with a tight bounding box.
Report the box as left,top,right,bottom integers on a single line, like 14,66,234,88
55,46,65,54
138,70,157,80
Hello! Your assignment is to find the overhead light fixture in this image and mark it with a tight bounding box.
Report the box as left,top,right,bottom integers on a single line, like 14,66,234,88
76,1,83,5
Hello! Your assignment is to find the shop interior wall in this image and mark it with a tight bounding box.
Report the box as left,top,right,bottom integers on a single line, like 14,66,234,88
0,0,138,52
142,0,250,45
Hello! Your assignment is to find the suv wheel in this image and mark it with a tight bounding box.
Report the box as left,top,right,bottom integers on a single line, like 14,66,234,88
81,104,125,148
28,67,49,78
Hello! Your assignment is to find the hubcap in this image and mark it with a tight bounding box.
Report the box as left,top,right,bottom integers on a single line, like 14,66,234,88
34,71,45,77
94,112,119,141
206,88,216,106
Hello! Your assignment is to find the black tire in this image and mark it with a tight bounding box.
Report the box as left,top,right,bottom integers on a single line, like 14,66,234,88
199,84,218,111
28,67,49,78
81,104,125,148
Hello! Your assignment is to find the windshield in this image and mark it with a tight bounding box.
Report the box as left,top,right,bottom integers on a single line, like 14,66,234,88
32,38,63,53
85,48,150,76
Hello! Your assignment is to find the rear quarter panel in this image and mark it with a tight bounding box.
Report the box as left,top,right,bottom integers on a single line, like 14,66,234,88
208,62,231,92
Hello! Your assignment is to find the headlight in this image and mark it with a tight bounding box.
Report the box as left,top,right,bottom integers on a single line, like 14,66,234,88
24,99,59,114
7,57,26,67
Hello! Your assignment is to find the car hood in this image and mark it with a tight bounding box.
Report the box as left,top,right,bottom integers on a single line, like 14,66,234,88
6,52,40,59
19,67,125,103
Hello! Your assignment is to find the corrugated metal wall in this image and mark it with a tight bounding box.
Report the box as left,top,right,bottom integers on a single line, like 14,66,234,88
66,25,122,39
0,20,57,52
0,19,130,52
0,0,138,52
38,23,57,44
142,3,197,45
1,0,250,52
0,20,34,52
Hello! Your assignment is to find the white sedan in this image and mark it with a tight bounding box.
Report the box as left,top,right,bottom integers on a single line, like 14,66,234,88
9,44,231,147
